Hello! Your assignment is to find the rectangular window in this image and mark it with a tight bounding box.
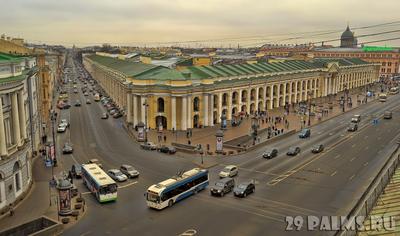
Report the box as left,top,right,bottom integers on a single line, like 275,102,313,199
388,62,392,66
387,68,391,73
382,62,386,66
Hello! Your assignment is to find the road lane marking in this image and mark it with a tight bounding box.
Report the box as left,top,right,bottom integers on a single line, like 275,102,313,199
351,144,356,148
119,181,138,189
330,171,337,177
364,162,369,166
364,135,368,139
350,157,356,162
349,174,356,181
377,137,382,140
334,154,341,159
180,229,197,236
365,146,369,150
329,133,333,136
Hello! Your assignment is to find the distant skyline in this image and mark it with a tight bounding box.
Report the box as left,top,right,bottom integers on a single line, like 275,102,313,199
1,0,400,47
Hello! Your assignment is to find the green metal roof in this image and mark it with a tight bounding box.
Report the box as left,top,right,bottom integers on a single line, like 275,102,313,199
88,54,372,82
0,69,29,84
0,53,25,63
87,54,160,77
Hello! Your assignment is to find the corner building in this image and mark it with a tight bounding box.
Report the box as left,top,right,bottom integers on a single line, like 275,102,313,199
84,54,380,131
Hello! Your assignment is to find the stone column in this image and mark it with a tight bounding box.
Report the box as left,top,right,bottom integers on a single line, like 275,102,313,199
17,90,27,141
203,94,209,125
11,92,21,146
246,89,251,114
133,95,138,126
324,77,328,96
181,96,187,130
217,93,222,123
126,93,132,123
276,84,281,107
0,96,7,156
255,88,259,112
282,83,286,105
187,96,192,128
294,81,298,103
269,85,274,109
171,96,176,130
209,94,214,126
140,96,146,124
227,92,232,120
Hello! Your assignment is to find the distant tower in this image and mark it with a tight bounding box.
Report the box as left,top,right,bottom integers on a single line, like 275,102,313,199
340,24,358,48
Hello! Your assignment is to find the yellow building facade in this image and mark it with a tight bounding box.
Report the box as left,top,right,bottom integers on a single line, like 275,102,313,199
84,54,380,131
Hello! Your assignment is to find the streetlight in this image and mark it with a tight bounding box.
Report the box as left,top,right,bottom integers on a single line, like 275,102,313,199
142,99,149,142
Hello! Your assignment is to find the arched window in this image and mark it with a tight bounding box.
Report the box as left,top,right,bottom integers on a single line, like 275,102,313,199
193,97,200,112
13,162,21,192
157,98,164,113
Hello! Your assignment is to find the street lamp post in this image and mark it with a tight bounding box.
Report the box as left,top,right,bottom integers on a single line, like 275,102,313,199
142,100,149,142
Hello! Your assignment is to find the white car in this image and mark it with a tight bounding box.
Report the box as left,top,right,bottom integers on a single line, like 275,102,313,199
107,169,128,182
219,165,238,178
60,119,69,127
57,123,67,133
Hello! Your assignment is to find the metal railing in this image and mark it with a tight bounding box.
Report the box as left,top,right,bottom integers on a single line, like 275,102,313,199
336,142,400,236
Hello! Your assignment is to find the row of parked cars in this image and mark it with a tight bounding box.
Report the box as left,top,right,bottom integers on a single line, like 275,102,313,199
210,165,255,198
140,142,177,154
70,159,140,182
100,96,123,119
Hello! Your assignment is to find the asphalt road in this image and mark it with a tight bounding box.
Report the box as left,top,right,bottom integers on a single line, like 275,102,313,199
58,55,400,236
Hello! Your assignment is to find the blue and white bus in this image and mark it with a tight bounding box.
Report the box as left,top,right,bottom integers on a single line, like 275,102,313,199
145,168,209,210
82,164,118,203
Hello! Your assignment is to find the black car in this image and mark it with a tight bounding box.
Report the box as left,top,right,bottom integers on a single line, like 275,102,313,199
62,143,73,154
74,100,81,107
63,103,71,109
311,144,324,154
233,182,255,198
71,164,82,178
210,178,235,197
262,148,278,159
159,146,177,154
287,147,301,156
347,123,358,132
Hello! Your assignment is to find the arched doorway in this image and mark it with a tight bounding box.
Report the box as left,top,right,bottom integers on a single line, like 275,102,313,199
155,116,167,130
193,115,200,128
250,103,255,114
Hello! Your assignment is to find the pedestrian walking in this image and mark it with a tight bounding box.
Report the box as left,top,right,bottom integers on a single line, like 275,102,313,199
9,204,14,217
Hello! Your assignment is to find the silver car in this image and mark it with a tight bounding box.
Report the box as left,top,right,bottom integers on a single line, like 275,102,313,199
107,169,128,182
219,165,238,178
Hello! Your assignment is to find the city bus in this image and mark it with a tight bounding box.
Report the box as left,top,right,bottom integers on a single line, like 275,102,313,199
81,163,118,203
389,87,399,95
379,93,387,102
145,168,209,210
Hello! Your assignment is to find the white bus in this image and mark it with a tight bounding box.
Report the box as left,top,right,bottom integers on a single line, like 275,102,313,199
145,168,209,210
82,164,118,203
389,87,399,95
379,93,387,102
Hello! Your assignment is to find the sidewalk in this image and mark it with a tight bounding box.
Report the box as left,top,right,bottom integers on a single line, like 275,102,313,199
142,84,380,156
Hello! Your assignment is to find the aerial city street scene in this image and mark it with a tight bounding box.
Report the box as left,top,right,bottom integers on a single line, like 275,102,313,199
1,0,400,235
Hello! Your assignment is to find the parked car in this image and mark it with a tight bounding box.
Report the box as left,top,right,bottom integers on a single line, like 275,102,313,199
86,99,91,104
84,92,89,96
299,128,311,138
57,123,67,133
384,111,393,119
158,146,177,154
233,182,255,198
101,113,109,119
62,143,73,154
107,169,128,182
60,119,69,127
113,112,123,118
140,142,157,150
88,159,103,169
71,164,82,178
311,144,324,154
262,148,278,159
210,178,235,197
351,115,361,123
73,89,78,94
287,147,301,156
347,123,358,132
63,103,71,109
120,164,139,178
219,165,238,178
109,109,118,115
74,100,81,107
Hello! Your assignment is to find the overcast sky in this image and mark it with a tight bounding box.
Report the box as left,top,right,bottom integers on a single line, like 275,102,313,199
1,0,399,47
